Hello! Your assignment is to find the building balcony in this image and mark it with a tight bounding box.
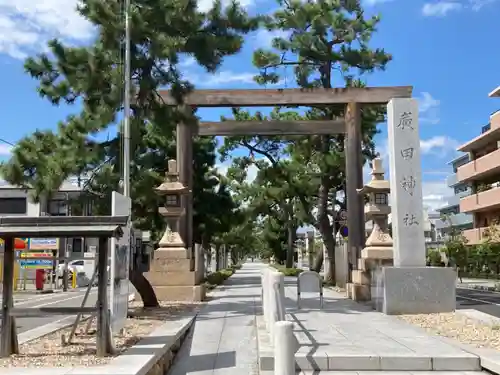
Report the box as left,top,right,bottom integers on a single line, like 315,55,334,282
447,173,458,187
457,148,500,183
462,226,498,245
443,213,473,227
457,111,500,154
460,187,500,213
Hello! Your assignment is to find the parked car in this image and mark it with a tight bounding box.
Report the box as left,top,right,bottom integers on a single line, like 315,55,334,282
56,260,85,279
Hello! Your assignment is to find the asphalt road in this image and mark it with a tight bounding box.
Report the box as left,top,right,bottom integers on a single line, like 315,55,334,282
0,288,98,334
457,287,500,318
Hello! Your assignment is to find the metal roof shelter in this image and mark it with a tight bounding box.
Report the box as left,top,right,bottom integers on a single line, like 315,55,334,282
0,215,127,357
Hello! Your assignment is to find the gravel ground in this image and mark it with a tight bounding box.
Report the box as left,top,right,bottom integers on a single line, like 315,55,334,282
0,302,202,368
398,312,500,350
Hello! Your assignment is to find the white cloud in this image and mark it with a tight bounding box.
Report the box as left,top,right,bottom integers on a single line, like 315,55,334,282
469,0,498,10
417,92,440,124
179,56,196,68
421,0,497,16
422,1,463,16
187,71,256,86
0,0,94,59
215,162,259,185
197,0,256,12
420,135,460,156
253,29,291,48
422,180,452,211
0,144,11,156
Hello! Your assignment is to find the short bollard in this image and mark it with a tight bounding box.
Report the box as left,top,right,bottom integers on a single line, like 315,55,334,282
274,321,298,375
268,271,285,342
261,269,270,326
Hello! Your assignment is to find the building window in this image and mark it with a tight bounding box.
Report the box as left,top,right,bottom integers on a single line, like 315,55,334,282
72,238,83,253
374,193,387,205
48,200,68,216
0,198,27,214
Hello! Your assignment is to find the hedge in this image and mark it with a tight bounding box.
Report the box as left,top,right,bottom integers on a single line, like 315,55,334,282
271,264,303,277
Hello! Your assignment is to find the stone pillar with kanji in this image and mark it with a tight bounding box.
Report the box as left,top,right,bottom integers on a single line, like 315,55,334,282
144,159,205,302
347,158,393,302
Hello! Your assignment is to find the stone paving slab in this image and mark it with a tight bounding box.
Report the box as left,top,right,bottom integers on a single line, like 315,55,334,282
293,372,486,375
257,277,481,372
166,263,262,375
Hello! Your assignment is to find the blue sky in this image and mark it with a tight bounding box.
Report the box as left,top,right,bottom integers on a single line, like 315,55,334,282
0,0,499,212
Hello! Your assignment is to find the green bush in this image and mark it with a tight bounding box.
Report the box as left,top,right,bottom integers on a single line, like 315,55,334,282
271,264,303,277
204,268,234,289
230,264,242,271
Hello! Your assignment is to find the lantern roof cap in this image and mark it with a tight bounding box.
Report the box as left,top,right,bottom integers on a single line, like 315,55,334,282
155,159,189,194
357,158,390,195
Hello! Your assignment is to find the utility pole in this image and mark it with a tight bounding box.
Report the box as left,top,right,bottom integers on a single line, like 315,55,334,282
123,0,131,198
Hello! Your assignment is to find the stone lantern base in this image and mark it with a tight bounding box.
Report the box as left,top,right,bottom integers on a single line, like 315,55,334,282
347,247,393,302
143,246,205,302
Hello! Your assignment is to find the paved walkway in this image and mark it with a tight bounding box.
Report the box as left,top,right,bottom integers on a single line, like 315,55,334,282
278,277,481,372
167,263,262,375
167,264,485,374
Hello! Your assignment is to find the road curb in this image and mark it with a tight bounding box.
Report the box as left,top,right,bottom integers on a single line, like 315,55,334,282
458,284,499,292
436,335,500,374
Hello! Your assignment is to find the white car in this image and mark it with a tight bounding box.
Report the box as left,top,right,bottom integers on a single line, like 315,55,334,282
56,260,85,279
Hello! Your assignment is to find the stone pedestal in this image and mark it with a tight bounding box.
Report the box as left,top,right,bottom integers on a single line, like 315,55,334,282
347,250,393,302
144,248,205,302
372,266,456,315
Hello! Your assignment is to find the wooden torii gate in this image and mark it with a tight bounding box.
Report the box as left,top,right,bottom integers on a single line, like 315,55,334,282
159,86,412,272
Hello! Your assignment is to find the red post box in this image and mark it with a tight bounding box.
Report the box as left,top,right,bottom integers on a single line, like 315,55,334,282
35,269,45,290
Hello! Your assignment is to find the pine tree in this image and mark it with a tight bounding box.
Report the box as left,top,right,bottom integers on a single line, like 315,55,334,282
1,0,259,304
222,0,391,281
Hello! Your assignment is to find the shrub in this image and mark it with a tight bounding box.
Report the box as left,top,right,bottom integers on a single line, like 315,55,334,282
230,264,242,271
271,264,303,277
204,268,234,289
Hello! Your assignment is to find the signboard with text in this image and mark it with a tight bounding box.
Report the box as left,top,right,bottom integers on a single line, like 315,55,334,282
29,238,59,250
19,251,53,269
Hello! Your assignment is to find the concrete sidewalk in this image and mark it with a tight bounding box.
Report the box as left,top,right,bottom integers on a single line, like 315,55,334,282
257,276,482,373
167,263,262,375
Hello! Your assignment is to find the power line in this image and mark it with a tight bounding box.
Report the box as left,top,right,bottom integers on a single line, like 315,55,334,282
0,138,15,147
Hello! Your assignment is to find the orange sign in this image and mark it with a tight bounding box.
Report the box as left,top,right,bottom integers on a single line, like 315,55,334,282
0,238,28,250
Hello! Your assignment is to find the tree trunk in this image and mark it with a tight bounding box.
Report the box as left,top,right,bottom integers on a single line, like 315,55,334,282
215,244,221,271
230,247,238,265
312,249,323,272
202,235,211,276
128,269,159,308
311,170,336,281
286,214,296,268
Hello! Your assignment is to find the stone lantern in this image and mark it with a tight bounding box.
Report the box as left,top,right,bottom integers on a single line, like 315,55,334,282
144,159,205,302
357,158,393,258
348,158,393,302
155,159,188,248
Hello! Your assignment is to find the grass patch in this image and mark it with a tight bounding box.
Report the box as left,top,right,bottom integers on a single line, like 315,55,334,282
271,264,303,277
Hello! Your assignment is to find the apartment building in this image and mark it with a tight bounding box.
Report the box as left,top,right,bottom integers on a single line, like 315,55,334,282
456,101,500,245
435,154,473,238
